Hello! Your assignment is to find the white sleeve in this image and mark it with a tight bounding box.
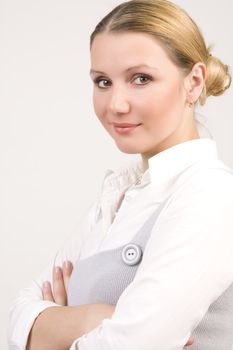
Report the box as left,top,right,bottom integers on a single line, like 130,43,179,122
70,174,233,350
7,200,99,350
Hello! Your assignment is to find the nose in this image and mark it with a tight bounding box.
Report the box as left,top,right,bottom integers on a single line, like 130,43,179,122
108,86,131,115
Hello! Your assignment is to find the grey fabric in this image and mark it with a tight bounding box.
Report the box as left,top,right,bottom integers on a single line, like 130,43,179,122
189,281,233,349
68,201,164,306
67,200,233,348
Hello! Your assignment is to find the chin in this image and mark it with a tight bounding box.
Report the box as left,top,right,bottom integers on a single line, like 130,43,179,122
114,142,143,154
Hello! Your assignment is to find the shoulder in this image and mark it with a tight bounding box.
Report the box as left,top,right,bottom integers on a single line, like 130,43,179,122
168,159,233,214
176,157,233,192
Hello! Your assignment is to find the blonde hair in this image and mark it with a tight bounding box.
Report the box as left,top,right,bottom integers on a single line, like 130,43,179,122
90,0,231,105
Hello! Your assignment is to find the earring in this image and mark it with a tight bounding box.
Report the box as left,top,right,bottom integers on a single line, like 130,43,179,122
188,101,194,108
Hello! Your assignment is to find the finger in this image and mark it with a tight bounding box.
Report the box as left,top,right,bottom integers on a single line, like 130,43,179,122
42,281,55,302
53,266,67,305
62,261,73,292
185,337,194,346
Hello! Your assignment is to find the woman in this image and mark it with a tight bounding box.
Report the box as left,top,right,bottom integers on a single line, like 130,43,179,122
8,1,233,349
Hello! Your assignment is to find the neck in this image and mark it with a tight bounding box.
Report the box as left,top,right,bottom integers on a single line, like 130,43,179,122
141,123,200,172
142,157,149,172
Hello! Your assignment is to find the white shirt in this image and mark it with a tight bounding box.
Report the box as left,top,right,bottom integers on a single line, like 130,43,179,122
8,139,233,350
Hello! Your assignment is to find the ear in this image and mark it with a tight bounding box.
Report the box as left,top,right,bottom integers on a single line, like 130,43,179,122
184,62,206,104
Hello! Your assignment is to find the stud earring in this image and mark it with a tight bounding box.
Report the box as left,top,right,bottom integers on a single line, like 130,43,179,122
188,101,194,108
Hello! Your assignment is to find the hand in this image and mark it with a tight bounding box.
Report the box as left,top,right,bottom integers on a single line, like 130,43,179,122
42,262,194,347
42,260,73,305
42,261,115,332
183,336,194,348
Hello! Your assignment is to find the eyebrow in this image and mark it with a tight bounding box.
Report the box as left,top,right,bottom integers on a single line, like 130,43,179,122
89,64,158,76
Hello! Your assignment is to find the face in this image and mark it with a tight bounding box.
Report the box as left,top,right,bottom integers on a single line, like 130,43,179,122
90,32,198,161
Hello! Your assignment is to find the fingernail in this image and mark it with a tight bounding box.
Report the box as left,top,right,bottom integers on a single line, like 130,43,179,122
43,281,50,289
64,261,70,269
55,266,61,275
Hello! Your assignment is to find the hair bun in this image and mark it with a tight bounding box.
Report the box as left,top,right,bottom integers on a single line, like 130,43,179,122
205,54,231,97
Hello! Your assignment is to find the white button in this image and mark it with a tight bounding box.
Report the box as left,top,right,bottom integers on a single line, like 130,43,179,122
121,244,143,266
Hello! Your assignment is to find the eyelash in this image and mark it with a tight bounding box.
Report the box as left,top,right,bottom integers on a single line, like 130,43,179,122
133,74,152,85
94,77,111,89
93,74,152,89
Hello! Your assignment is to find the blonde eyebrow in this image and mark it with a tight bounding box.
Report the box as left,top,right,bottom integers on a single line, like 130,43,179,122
125,64,158,72
90,69,105,76
90,64,158,76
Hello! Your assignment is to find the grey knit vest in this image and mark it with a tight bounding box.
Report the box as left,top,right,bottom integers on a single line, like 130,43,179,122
67,201,233,349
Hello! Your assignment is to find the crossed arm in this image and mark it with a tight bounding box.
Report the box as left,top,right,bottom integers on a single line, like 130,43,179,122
27,261,194,350
26,261,115,350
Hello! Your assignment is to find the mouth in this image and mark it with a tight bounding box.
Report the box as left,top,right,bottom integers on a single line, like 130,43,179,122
112,122,142,135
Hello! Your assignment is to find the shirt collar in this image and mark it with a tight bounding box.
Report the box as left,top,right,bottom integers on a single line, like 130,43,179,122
148,138,218,188
102,138,218,193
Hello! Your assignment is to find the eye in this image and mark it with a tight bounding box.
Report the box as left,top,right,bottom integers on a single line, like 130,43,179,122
94,77,111,89
133,74,152,85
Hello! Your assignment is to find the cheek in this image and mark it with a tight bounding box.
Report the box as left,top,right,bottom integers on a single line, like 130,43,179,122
93,91,111,133
93,91,105,121
142,81,185,126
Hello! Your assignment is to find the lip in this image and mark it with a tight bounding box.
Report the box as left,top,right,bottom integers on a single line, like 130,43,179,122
112,122,141,128
111,122,142,135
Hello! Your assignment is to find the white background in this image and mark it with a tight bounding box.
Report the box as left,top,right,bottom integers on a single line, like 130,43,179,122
0,1,232,348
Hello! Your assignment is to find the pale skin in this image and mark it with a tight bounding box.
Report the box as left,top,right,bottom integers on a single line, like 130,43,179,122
27,31,206,349
27,262,115,350
91,32,206,170
27,263,194,349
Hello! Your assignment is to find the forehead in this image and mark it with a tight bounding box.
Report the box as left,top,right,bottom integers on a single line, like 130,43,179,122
90,32,175,72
